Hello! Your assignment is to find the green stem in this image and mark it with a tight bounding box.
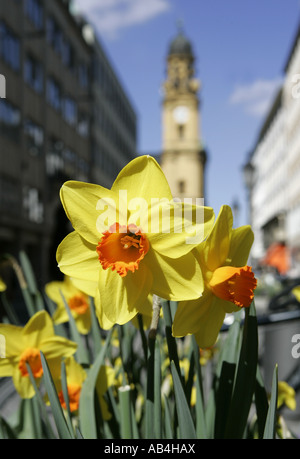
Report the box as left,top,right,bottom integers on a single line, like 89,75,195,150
161,300,180,375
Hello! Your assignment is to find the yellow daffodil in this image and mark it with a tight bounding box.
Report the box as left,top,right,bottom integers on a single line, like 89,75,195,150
56,155,214,328
173,205,257,348
45,276,92,335
58,356,86,413
0,277,6,292
292,286,300,302
277,381,296,411
0,311,77,399
56,356,115,419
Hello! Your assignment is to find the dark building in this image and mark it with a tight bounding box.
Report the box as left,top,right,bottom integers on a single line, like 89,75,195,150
0,0,137,288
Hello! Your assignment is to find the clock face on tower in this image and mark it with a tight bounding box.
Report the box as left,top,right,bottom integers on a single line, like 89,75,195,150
172,105,189,124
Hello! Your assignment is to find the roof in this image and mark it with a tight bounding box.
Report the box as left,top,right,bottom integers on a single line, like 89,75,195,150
168,29,193,57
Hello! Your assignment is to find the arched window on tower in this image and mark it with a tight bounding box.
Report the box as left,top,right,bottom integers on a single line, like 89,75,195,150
178,180,185,194
178,124,184,139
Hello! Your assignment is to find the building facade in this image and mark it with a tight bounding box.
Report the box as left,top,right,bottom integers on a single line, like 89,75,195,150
245,20,300,275
160,28,206,202
0,0,137,287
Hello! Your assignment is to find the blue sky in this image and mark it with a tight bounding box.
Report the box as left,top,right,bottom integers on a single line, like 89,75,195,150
74,0,300,226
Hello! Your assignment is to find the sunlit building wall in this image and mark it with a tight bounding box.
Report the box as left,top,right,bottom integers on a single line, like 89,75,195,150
246,20,300,274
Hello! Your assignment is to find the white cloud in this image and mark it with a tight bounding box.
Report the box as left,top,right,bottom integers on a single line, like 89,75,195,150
229,77,283,117
73,0,171,39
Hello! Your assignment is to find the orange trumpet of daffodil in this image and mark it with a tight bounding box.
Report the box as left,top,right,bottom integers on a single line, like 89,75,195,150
56,155,215,328
0,311,77,399
172,205,257,348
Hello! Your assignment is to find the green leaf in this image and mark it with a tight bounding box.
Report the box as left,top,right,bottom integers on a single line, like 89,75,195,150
118,385,133,439
191,337,207,439
214,361,236,439
61,360,74,436
154,340,162,439
79,328,113,439
170,360,196,439
224,302,258,439
145,334,155,439
263,365,278,439
60,290,90,366
89,296,103,357
163,395,173,439
19,251,44,312
40,351,75,439
255,366,269,439
26,362,57,439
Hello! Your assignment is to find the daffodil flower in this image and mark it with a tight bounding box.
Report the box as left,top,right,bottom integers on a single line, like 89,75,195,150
55,356,116,419
277,381,297,411
56,155,214,328
58,356,86,413
173,205,257,348
0,311,77,399
0,277,7,292
45,276,91,335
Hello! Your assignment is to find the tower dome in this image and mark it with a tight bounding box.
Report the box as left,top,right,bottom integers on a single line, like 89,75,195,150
168,25,193,56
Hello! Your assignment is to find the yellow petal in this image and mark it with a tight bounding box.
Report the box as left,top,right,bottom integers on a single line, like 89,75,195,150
40,336,77,359
12,365,36,399
64,356,86,386
22,311,55,348
0,278,7,292
201,205,233,271
193,297,226,348
227,225,254,267
60,181,120,244
94,289,115,330
97,263,153,326
172,290,213,337
72,311,91,335
293,286,300,302
111,155,173,207
57,231,99,282
148,203,215,258
0,323,24,358
145,249,203,301
69,277,98,298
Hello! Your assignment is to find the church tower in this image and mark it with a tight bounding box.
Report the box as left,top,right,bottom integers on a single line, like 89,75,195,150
160,26,207,201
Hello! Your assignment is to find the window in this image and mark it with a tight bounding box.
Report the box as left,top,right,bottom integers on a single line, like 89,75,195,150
24,0,43,29
78,62,89,89
62,96,77,126
24,118,44,155
24,55,43,93
178,124,185,139
46,17,63,55
0,21,20,71
0,99,21,141
77,112,89,137
23,187,44,223
47,77,61,112
0,176,20,215
62,39,76,71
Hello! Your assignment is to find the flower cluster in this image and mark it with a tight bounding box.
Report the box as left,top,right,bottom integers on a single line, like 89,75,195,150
0,155,264,438
56,155,257,346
